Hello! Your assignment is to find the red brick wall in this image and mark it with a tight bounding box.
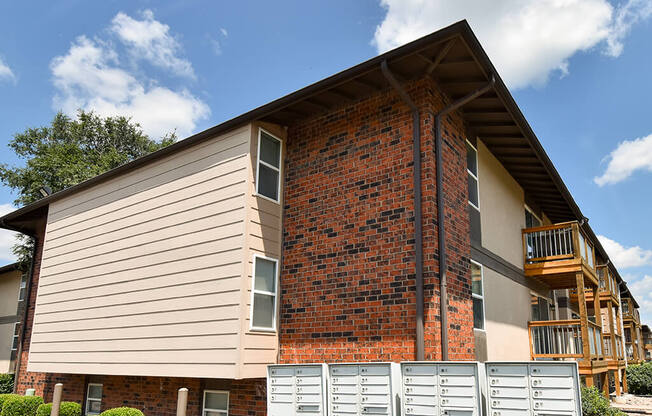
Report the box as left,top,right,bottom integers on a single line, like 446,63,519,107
279,76,474,363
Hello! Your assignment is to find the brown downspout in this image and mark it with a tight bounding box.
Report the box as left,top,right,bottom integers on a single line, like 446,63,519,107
380,60,425,361
11,232,38,393
434,77,494,360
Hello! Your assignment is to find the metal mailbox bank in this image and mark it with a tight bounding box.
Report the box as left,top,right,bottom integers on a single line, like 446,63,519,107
267,364,328,416
328,362,401,416
485,362,581,416
401,362,482,416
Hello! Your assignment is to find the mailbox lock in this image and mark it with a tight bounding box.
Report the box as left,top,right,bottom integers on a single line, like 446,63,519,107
333,387,338,392
361,368,367,373
297,369,302,374
407,397,412,403
362,397,367,402
441,368,448,373
493,412,501,416
442,388,448,394
491,368,496,373
491,390,497,395
491,379,498,385
406,387,412,393
533,368,538,373
406,408,413,414
406,367,412,373
362,387,367,392
492,401,498,406
442,399,449,404
406,378,412,383
535,402,541,408
271,370,276,375
533,391,539,397
362,377,368,382
533,380,540,386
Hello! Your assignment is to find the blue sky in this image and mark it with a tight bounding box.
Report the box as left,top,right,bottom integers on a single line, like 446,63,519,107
1,0,652,321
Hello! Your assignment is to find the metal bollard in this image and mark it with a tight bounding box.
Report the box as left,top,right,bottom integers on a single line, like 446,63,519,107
52,383,63,416
176,388,188,416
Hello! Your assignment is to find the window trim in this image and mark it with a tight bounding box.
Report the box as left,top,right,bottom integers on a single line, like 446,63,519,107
18,274,27,301
466,139,480,211
203,390,229,416
85,383,103,416
255,128,282,204
249,254,279,332
470,259,486,332
11,322,19,351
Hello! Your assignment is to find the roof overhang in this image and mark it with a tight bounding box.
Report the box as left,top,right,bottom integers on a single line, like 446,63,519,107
0,20,622,291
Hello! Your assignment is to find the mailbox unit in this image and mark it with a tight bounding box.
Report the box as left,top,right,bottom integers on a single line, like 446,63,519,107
267,364,329,416
328,362,400,416
485,361,581,416
401,362,483,416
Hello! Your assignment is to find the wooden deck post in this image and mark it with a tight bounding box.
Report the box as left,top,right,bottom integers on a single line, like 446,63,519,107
623,369,628,393
601,372,609,398
593,284,602,357
607,301,618,361
614,369,621,396
576,271,592,361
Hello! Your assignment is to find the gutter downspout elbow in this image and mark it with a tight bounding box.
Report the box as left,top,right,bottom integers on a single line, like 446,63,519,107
381,60,425,361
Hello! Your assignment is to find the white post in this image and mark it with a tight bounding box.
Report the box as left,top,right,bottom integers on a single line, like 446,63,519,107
176,388,188,416
52,383,63,416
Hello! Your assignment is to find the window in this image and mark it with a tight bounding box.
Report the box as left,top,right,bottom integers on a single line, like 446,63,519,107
530,294,550,321
250,255,278,331
85,383,102,415
203,390,229,416
466,141,479,210
11,322,19,350
470,260,484,330
525,206,541,229
18,274,27,301
256,129,282,202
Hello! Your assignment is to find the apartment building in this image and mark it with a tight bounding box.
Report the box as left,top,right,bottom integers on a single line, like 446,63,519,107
643,325,651,361
621,289,645,364
0,262,24,374
0,20,640,414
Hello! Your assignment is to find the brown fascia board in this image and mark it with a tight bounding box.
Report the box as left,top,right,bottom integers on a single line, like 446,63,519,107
0,262,19,275
0,20,622,284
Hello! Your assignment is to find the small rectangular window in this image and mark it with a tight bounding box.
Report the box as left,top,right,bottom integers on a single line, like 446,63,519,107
251,255,278,331
85,383,102,415
203,390,229,416
18,274,27,301
256,129,282,202
11,323,19,350
466,141,479,210
470,260,484,330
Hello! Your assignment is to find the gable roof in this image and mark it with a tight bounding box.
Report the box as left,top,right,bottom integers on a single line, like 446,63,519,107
0,20,630,294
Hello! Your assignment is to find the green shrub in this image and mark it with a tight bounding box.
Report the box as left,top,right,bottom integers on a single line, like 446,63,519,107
1,397,28,416
581,386,625,416
0,395,21,412
36,402,81,416
0,395,44,416
627,362,652,395
99,408,144,416
0,375,13,394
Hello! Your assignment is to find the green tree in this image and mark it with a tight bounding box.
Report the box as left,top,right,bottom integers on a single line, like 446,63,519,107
0,111,176,266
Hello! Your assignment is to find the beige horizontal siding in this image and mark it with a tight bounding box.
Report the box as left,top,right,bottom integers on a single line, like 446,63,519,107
30,125,252,378
27,362,238,379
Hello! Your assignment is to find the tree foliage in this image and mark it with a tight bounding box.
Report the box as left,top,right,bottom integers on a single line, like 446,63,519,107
0,111,175,265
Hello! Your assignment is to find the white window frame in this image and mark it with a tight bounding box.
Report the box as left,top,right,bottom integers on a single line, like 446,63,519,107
470,260,486,331
11,322,19,351
466,140,480,211
85,383,102,416
18,274,27,301
255,128,282,204
203,390,229,416
249,254,279,332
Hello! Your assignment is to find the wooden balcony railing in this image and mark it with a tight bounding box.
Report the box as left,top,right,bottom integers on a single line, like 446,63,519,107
523,221,596,273
603,334,624,360
529,319,604,361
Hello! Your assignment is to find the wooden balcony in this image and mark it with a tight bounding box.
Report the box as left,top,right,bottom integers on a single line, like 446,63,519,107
622,299,641,325
522,222,598,289
569,265,619,305
528,320,607,371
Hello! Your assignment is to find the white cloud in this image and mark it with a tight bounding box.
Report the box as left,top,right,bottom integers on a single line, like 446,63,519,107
0,203,18,263
0,56,15,83
372,0,652,89
220,28,228,37
51,32,209,138
110,9,195,79
629,275,652,324
594,133,652,186
598,235,652,269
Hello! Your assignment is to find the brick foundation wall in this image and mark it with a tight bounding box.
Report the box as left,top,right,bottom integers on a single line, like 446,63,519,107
279,76,474,363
